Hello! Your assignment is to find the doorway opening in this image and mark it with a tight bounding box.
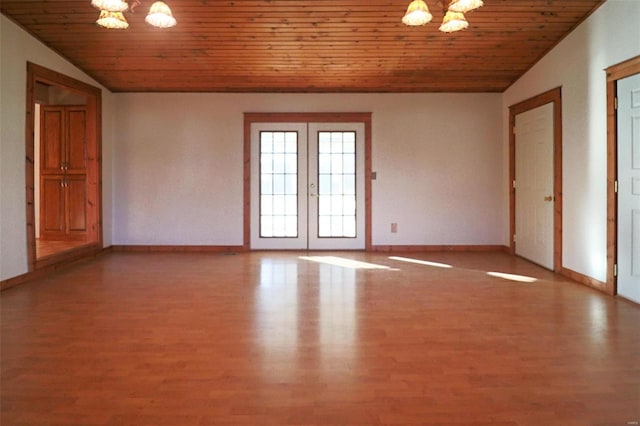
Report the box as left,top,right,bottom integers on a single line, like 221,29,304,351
26,63,102,270
509,88,563,271
605,55,640,298
244,113,372,251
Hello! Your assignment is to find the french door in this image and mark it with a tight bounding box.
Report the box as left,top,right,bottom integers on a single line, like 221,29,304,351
250,122,365,250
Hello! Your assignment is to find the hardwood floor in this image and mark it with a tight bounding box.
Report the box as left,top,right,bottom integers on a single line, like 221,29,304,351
36,238,90,259
2,251,639,425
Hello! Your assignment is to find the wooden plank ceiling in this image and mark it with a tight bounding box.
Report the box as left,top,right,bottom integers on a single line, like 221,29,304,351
1,0,605,93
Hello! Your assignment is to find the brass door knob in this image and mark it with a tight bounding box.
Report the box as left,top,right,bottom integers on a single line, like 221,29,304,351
544,195,553,202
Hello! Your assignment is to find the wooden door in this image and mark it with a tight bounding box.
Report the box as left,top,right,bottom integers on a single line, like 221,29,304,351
617,73,640,303
39,105,88,241
515,102,554,269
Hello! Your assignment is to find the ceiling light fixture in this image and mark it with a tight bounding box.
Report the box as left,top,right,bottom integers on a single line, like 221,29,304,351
402,0,433,26
448,0,484,13
96,10,129,29
92,0,176,29
91,0,128,12
145,1,177,28
402,0,482,32
439,11,469,32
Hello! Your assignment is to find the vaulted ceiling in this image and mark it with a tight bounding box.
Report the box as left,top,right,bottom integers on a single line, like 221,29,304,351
1,0,606,93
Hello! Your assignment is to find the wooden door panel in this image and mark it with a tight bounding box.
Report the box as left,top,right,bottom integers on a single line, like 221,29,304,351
41,107,64,174
40,176,65,239
66,107,87,173
66,177,87,237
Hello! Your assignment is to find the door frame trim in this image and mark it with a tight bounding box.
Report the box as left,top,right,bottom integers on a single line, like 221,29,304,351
243,112,372,251
508,87,563,271
26,62,103,271
605,55,640,296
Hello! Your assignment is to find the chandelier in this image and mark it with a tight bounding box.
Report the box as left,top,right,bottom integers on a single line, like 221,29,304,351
402,0,483,32
91,0,176,29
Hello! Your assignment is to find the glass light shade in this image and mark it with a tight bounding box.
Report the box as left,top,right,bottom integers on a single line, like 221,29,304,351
439,11,468,32
402,0,433,26
91,0,128,13
96,10,129,29
448,0,483,13
145,1,177,28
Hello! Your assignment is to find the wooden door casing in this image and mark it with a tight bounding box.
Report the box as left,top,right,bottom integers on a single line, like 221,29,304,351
25,62,103,271
508,88,563,275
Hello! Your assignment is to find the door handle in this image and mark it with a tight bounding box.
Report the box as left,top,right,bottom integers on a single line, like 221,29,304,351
544,195,553,202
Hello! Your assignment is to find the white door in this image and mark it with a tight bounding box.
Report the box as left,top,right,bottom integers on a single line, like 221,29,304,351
617,73,640,303
250,122,365,250
515,102,554,269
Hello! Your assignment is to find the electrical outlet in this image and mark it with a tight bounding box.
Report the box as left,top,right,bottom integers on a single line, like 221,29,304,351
391,223,398,233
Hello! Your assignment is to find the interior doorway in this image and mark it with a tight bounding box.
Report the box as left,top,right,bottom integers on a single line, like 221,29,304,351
244,113,372,251
35,86,89,258
26,63,102,270
509,88,563,271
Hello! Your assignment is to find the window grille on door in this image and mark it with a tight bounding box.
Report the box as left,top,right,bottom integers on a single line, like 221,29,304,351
259,131,298,238
317,131,357,238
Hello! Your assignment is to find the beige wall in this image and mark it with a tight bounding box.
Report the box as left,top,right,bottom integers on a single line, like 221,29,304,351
112,93,503,246
503,0,640,283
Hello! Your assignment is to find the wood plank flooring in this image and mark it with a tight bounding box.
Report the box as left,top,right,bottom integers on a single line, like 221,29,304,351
36,239,90,259
2,251,639,425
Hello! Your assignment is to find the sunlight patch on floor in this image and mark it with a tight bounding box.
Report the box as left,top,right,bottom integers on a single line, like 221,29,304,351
487,271,537,283
388,256,453,269
299,256,393,270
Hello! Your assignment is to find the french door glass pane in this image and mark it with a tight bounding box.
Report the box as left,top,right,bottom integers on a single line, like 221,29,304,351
260,131,298,238
317,131,357,238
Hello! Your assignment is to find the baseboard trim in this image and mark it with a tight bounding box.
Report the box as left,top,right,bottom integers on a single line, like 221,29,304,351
370,245,509,253
110,245,246,253
557,266,611,295
1,246,109,291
